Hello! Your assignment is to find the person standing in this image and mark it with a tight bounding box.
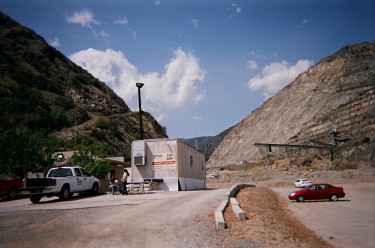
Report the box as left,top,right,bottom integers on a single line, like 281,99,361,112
121,169,129,195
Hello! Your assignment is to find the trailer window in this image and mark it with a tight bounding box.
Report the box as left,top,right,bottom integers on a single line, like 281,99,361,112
190,155,193,167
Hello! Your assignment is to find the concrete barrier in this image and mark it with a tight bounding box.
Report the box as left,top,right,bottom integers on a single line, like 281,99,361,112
216,200,228,212
229,197,239,205
215,210,226,230
232,204,247,220
230,197,247,220
215,200,228,230
214,184,255,230
227,184,255,198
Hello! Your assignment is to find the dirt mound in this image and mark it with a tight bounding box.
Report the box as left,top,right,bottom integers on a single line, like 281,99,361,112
222,187,333,248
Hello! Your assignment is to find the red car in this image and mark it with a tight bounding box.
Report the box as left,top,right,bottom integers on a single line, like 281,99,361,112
289,183,345,202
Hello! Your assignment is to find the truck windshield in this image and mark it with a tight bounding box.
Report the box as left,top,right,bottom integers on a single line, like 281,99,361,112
48,168,73,177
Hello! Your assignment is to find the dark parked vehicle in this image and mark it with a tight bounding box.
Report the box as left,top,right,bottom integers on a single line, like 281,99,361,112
289,183,345,202
0,179,23,200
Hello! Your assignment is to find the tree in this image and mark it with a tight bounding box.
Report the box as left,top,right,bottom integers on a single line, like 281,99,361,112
0,129,57,178
69,142,111,179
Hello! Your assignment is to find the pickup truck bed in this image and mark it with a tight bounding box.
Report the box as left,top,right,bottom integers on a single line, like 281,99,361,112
24,178,54,187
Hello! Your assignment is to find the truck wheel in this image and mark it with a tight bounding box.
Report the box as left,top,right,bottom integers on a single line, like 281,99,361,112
59,186,70,201
30,195,42,204
91,183,99,195
6,188,17,200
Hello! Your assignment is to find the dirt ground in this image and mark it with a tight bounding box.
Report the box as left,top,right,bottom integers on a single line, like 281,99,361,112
222,187,332,248
0,189,230,248
207,166,375,248
0,166,373,248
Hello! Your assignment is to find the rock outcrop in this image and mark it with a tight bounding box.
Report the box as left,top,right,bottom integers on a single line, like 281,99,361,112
207,42,375,167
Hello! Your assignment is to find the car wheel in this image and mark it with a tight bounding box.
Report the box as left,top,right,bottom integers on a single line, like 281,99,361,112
6,188,17,200
59,186,70,201
330,194,338,201
91,183,99,195
297,195,305,202
30,195,42,204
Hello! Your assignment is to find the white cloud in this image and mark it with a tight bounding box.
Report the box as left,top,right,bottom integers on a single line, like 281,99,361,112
66,9,100,27
246,60,258,70
115,17,129,25
247,60,314,99
249,51,261,58
192,115,203,120
230,3,242,17
155,1,161,6
99,30,109,37
70,48,139,102
49,38,60,48
114,17,136,38
143,48,206,108
297,19,308,28
69,48,206,109
191,19,198,28
156,114,168,122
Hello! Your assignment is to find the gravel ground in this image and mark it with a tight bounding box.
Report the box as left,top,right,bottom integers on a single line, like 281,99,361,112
0,167,374,248
272,183,375,248
0,189,229,248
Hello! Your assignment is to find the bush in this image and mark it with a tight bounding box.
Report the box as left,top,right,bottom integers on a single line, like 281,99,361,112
0,129,57,178
69,142,111,178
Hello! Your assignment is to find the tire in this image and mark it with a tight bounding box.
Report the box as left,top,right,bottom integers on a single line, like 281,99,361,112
91,183,99,195
330,194,338,201
30,195,42,204
59,186,70,201
296,195,305,202
6,188,17,200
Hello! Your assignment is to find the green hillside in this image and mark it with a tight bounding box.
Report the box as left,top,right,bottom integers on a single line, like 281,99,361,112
0,12,167,158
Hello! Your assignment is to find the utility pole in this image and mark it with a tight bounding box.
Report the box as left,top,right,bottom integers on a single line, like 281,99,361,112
136,82,144,140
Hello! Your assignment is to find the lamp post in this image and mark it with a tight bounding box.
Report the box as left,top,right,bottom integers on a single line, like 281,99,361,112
136,82,144,140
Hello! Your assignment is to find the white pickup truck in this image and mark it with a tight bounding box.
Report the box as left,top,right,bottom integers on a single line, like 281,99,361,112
21,167,100,203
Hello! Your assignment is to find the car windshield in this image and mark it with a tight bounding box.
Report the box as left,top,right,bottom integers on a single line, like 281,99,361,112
48,168,73,177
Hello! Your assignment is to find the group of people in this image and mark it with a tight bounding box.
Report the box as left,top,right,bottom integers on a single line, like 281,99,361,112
109,168,129,195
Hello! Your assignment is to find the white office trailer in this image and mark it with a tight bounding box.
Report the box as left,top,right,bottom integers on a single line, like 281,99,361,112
131,138,206,191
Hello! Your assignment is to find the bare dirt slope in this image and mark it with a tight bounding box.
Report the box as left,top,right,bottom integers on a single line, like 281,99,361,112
223,187,333,247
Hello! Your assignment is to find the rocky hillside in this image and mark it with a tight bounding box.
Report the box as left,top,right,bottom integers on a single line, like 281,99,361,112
207,42,375,168
0,12,167,156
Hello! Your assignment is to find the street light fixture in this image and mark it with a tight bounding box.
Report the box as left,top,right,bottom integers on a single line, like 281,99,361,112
136,82,144,140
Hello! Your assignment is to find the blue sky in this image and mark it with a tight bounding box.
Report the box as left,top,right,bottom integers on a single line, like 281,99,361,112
1,0,374,138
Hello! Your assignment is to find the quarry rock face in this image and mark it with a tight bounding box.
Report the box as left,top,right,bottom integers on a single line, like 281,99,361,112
207,42,375,167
